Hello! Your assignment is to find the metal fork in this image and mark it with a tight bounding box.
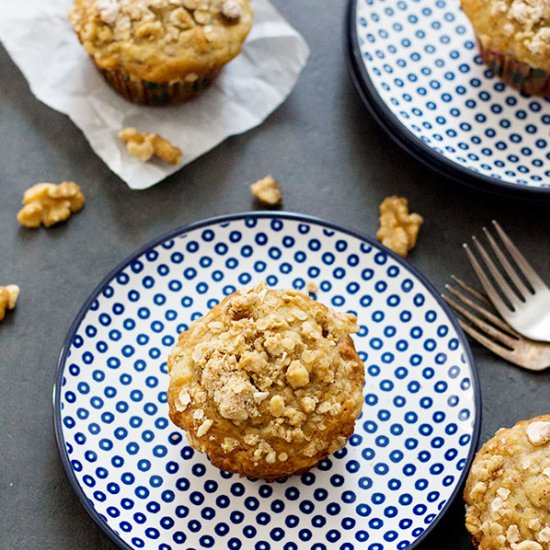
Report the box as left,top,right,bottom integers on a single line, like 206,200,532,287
443,277,550,371
463,220,550,342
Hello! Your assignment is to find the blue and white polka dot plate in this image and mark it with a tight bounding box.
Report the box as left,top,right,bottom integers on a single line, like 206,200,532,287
54,213,481,550
348,0,550,196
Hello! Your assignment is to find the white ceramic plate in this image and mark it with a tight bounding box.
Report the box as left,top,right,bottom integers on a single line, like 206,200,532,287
348,0,550,196
54,213,481,549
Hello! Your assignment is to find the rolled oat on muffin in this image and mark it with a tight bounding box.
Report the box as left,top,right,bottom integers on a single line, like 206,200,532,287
464,415,550,549
461,0,550,95
69,0,253,105
167,282,365,480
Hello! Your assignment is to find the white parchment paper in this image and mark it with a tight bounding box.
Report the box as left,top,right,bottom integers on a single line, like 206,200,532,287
0,0,309,189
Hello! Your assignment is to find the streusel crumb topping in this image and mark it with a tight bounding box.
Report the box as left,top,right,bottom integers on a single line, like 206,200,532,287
168,282,365,474
464,416,550,550
69,0,252,80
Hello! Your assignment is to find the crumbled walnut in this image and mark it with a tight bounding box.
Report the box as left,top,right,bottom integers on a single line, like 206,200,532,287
469,481,487,499
538,528,550,543
119,128,182,165
193,9,211,24
196,418,213,437
376,195,423,257
529,519,542,531
193,409,204,420
526,421,550,446
507,525,521,543
17,182,85,229
221,0,242,21
182,0,200,9
175,388,191,411
0,285,20,321
269,395,285,417
222,437,239,452
250,175,282,207
253,391,269,403
285,361,310,389
300,396,317,413
511,542,543,550
265,450,277,464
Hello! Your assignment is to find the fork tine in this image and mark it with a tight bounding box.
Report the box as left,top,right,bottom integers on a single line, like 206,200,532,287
445,284,519,338
492,220,547,291
455,318,519,365
463,243,513,314
442,292,518,348
482,226,531,299
471,237,522,309
451,275,492,306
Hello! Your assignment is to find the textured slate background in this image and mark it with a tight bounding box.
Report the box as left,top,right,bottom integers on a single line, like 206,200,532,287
1,1,549,548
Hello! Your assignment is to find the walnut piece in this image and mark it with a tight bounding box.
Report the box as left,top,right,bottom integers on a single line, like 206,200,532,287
250,175,283,207
221,0,242,21
376,195,423,258
526,421,550,446
119,127,182,165
17,182,85,228
0,285,20,321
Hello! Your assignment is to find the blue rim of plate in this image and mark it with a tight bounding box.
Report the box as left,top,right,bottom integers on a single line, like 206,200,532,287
346,0,550,200
53,211,482,550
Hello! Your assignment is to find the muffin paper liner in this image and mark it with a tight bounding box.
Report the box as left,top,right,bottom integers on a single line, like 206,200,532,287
97,64,222,106
0,0,310,189
478,40,550,97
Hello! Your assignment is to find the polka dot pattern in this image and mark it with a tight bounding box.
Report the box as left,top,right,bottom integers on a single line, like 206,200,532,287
352,0,550,191
56,214,479,549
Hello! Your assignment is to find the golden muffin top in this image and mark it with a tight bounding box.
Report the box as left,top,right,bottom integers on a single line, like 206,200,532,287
461,0,550,71
167,282,365,479
464,415,550,550
69,0,253,82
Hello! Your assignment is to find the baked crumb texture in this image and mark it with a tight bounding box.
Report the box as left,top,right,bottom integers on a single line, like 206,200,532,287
250,175,282,208
167,282,365,480
17,182,85,229
119,127,182,164
464,415,550,550
376,196,423,258
69,0,253,82
0,285,20,321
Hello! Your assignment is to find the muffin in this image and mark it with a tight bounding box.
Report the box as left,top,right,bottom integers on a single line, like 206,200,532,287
167,282,365,480
464,415,550,549
69,0,253,105
461,0,550,95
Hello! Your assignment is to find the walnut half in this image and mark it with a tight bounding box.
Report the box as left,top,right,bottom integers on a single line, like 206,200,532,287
17,182,85,228
376,195,423,257
119,128,182,165
0,285,20,321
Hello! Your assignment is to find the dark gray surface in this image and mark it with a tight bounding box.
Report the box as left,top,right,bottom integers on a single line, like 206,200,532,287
1,1,549,549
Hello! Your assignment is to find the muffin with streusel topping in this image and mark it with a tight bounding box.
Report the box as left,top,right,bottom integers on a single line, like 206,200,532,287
464,415,550,549
167,282,365,480
461,0,550,95
69,0,253,105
